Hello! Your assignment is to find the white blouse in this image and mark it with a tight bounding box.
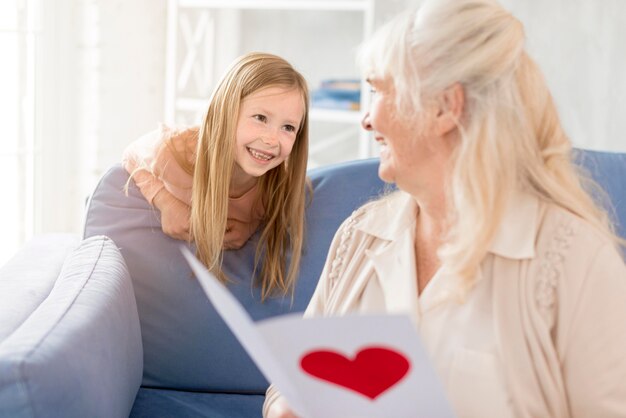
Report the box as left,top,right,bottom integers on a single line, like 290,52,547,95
358,221,515,418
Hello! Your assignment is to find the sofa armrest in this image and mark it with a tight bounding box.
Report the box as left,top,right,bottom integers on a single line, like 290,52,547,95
0,235,143,418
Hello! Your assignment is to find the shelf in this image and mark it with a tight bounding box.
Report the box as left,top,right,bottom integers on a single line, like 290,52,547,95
178,0,371,11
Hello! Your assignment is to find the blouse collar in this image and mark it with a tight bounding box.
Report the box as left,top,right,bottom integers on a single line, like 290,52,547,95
354,190,540,260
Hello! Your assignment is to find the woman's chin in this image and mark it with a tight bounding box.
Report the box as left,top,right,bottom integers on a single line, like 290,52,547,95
377,164,395,184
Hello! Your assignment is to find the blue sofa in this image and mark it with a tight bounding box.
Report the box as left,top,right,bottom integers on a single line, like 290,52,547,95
1,150,624,417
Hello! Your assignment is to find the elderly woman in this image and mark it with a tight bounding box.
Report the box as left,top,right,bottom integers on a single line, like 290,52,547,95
264,0,626,417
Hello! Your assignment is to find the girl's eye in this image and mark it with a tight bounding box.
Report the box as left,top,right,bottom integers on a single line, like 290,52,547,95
253,114,267,122
283,124,296,133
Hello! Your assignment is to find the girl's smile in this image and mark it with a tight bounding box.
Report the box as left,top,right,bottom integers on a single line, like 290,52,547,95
246,146,277,163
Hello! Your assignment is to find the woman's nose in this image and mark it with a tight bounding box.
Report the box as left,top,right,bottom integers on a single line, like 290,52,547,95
361,112,373,131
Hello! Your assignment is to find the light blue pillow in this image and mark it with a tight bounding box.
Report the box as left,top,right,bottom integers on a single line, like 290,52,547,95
0,235,142,418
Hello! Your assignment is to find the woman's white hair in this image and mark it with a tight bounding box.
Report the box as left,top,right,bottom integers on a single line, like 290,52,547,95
359,0,620,284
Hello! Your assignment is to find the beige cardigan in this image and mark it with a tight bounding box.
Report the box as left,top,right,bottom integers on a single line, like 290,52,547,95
264,191,626,418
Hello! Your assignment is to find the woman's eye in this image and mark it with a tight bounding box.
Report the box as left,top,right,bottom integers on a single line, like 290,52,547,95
253,114,267,122
283,124,296,133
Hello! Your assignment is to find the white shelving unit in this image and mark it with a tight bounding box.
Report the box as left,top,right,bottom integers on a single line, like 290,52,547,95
164,0,376,167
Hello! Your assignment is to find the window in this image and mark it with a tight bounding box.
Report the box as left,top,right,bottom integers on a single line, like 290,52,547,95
0,0,40,266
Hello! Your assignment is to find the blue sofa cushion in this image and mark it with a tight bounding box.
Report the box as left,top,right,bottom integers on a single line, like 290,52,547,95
130,388,264,418
0,235,143,418
574,150,626,251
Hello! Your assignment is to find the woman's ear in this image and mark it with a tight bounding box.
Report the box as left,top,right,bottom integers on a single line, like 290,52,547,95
435,83,464,136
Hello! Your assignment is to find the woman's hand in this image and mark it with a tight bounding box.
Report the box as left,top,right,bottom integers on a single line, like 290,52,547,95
153,188,191,241
265,397,300,418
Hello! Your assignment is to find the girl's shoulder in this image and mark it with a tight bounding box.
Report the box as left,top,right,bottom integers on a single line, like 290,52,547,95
159,124,200,165
161,124,199,148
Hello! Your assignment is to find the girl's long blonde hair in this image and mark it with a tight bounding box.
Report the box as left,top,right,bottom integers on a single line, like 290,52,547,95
359,0,622,284
189,52,309,300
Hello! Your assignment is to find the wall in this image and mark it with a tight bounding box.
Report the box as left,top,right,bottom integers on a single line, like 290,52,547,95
40,0,626,236
94,0,168,165
38,0,168,235
499,0,626,152
89,0,626,179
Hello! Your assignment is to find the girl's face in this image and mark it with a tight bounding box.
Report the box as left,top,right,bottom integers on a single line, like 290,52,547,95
234,86,304,180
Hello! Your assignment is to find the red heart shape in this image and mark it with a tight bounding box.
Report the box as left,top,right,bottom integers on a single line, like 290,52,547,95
300,346,411,400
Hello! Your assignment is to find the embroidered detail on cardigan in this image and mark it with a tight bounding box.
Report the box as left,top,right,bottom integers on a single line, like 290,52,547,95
534,219,575,323
328,208,365,286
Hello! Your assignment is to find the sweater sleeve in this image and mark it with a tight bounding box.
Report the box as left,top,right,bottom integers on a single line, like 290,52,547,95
122,124,198,206
122,128,166,204
561,242,626,418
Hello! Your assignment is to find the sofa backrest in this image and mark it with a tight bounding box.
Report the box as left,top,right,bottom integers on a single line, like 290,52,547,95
83,158,386,394
574,150,626,245
83,150,626,394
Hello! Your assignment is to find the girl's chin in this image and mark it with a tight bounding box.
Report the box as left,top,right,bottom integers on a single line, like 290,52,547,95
242,167,267,178
241,162,276,178
235,155,278,177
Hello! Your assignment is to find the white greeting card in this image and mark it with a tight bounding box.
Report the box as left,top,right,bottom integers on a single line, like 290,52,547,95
181,247,455,418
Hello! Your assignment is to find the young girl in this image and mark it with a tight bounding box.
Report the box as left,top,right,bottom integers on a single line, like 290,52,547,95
123,52,309,300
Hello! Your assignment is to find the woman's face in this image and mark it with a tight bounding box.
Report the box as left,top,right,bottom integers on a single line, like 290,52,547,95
362,77,442,193
234,86,304,180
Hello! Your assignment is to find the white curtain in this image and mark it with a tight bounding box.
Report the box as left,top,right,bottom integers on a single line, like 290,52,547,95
0,0,38,266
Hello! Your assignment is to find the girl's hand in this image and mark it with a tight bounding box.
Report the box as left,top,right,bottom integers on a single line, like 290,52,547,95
223,220,250,250
266,397,300,418
153,189,191,241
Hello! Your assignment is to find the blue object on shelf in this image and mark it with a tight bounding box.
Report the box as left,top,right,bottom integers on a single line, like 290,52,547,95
312,79,361,111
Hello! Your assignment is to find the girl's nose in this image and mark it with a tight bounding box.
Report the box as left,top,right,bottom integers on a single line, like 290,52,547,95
361,112,373,131
261,132,278,147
